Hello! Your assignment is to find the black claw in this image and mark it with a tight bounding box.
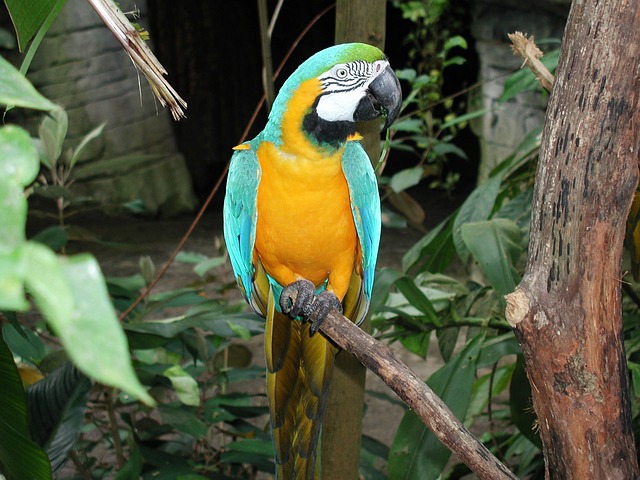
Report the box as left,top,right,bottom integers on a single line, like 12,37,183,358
307,291,342,335
280,279,316,317
279,280,342,335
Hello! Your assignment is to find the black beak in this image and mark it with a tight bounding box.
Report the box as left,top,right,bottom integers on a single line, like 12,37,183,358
353,64,402,130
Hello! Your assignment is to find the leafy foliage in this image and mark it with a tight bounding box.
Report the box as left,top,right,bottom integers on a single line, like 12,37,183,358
381,0,477,228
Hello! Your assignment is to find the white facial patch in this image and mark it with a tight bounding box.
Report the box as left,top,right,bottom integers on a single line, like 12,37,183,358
316,89,367,122
315,60,390,123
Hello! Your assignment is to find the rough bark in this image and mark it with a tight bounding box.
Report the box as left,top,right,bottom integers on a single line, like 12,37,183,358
504,0,640,478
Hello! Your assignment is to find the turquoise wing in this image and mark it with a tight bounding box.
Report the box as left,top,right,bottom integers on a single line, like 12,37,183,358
223,142,261,309
342,140,381,304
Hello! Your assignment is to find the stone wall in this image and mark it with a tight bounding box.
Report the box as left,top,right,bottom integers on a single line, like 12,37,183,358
470,1,571,180
24,0,197,215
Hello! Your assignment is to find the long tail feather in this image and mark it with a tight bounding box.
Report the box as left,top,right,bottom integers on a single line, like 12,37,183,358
265,286,338,479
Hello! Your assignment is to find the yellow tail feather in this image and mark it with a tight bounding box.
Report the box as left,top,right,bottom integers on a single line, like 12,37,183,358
265,286,338,479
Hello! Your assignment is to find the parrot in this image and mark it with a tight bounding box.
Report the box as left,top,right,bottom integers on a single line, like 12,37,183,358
223,42,401,479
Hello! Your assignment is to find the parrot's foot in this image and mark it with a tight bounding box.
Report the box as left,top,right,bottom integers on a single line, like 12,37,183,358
280,279,343,335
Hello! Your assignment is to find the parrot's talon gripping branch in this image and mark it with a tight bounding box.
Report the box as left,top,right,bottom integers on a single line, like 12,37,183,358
308,291,343,335
280,279,316,317
280,280,343,335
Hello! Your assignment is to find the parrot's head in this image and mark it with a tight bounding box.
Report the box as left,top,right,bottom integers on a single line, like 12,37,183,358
267,43,402,147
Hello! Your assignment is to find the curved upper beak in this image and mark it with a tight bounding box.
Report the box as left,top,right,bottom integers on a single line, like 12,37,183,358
354,64,402,130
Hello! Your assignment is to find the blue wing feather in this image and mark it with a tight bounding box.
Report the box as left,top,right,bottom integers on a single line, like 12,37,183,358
223,143,261,304
342,141,381,300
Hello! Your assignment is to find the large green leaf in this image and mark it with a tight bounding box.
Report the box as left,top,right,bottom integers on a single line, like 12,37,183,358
0,125,41,311
452,173,503,264
125,312,264,340
387,334,484,480
26,363,91,472
0,55,57,110
24,247,154,405
0,335,52,480
402,216,456,274
4,0,60,50
461,218,524,296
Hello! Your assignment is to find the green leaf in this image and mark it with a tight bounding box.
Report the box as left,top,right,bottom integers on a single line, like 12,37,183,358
476,333,521,368
389,166,424,193
38,108,68,167
125,312,264,340
500,49,560,102
226,320,252,341
3,323,47,365
68,121,105,169
26,363,91,473
393,275,441,326
442,35,468,52
461,218,524,296
175,251,226,277
399,331,431,358
388,334,484,480
163,365,200,406
440,108,490,130
391,118,423,133
31,226,68,252
24,245,154,405
114,443,143,480
0,335,52,480
4,0,58,50
370,268,404,313
431,142,468,160
402,217,453,273
0,249,29,311
0,55,58,110
158,405,208,439
436,326,459,362
452,174,503,263
225,438,275,457
0,124,41,186
510,356,541,447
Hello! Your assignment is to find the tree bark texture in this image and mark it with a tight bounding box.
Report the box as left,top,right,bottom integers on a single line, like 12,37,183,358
504,0,640,478
321,2,386,479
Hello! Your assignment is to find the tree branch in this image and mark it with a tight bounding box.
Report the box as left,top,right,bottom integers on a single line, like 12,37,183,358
314,309,517,480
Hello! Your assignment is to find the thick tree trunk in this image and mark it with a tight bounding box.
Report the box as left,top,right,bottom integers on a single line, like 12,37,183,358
504,0,640,478
321,2,386,478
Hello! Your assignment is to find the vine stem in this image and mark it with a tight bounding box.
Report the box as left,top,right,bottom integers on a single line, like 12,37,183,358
117,4,336,321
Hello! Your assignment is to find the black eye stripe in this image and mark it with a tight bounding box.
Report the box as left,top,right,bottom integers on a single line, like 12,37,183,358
320,60,378,93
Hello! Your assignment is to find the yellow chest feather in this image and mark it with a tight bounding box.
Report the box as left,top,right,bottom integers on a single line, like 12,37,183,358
254,140,357,292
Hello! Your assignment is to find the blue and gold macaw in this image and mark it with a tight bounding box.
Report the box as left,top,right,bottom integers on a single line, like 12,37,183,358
223,43,401,479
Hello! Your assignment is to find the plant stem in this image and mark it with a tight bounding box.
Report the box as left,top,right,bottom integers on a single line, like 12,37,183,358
69,450,93,480
106,388,125,469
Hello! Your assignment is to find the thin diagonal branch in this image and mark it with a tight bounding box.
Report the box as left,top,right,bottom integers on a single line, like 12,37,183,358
306,307,518,480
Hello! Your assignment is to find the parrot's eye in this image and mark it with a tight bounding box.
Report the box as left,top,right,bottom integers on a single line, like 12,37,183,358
335,68,348,79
